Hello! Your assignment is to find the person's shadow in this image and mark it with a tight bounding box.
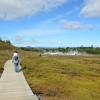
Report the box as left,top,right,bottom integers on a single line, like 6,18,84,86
18,67,26,72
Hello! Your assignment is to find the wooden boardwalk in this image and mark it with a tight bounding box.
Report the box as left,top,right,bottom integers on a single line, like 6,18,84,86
0,60,38,100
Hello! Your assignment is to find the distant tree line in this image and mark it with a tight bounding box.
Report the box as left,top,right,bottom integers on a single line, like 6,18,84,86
1,37,100,54
77,47,100,54
20,47,43,52
20,46,100,55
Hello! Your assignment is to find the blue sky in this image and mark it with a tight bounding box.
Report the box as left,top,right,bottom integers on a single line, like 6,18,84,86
0,0,100,47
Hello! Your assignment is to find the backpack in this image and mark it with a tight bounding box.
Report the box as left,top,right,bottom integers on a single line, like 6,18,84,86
14,56,18,61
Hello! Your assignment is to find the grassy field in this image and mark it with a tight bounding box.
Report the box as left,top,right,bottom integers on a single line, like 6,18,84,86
0,49,100,100
0,41,99,100
21,52,100,100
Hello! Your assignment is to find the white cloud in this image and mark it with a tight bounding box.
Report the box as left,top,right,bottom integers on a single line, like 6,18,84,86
0,0,67,20
15,28,61,36
14,35,25,43
60,20,93,30
81,0,100,18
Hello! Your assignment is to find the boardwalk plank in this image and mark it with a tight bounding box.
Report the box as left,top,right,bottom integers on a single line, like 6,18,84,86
0,60,38,100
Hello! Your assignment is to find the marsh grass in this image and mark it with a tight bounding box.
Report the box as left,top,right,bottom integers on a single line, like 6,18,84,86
21,52,100,100
0,49,100,100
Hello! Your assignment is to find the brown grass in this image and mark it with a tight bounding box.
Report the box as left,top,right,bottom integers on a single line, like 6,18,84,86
0,50,13,76
0,48,100,100
21,52,100,100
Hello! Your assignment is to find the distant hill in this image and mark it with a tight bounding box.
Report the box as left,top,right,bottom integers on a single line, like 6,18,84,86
0,39,16,50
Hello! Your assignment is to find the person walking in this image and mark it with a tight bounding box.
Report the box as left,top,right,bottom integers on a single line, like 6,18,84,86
12,51,20,72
